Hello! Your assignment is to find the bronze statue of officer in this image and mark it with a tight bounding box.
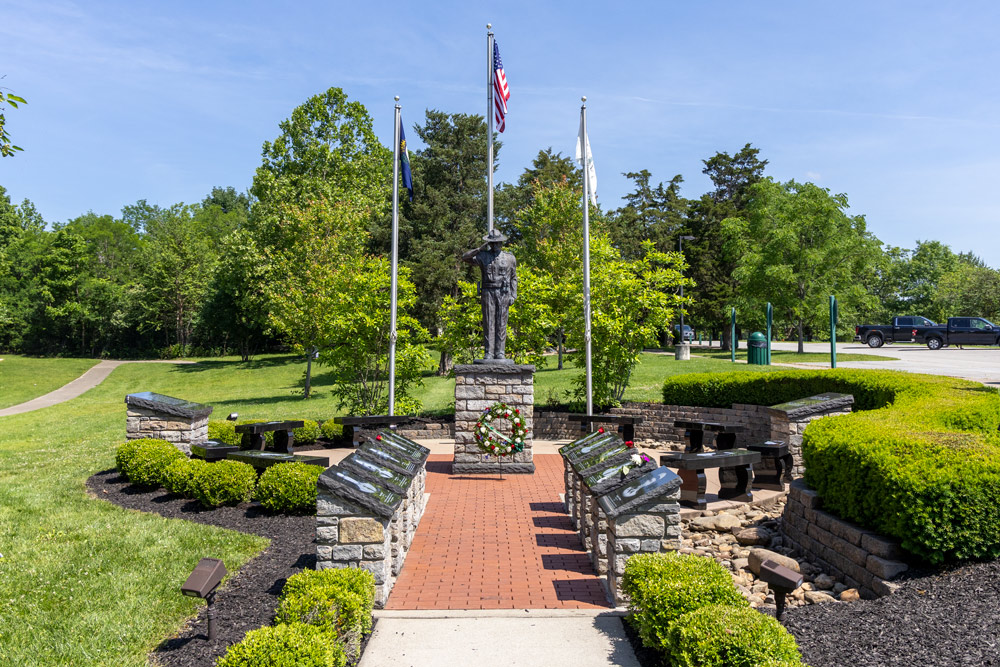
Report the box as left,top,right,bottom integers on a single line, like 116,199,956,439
462,229,518,361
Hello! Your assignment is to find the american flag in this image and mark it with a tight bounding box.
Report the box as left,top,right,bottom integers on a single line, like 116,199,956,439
493,41,510,132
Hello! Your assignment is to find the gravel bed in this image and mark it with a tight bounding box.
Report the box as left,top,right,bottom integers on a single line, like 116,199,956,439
86,469,317,667
785,558,1000,666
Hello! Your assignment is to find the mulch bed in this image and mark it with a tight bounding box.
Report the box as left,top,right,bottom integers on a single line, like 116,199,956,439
87,469,319,667
785,558,1000,666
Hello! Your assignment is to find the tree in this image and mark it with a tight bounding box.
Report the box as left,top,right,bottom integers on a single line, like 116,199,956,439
932,259,1000,322
686,144,768,349
609,170,689,259
388,111,494,372
897,240,959,321
722,179,882,352
495,147,581,240
514,180,607,368
250,87,390,253
1,81,26,157
564,238,690,408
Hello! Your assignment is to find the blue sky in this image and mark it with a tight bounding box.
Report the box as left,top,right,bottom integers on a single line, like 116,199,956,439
2,1,999,266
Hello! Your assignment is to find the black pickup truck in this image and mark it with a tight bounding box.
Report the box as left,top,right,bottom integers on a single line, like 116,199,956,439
921,317,1000,350
854,316,936,348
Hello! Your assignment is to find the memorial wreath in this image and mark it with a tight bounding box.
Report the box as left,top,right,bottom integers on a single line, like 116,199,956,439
474,401,527,457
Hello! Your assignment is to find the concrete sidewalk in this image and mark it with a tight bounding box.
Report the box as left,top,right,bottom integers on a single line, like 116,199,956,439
360,610,639,667
0,359,196,417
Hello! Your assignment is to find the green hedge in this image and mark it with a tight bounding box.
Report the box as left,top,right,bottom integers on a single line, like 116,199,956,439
274,568,375,661
115,439,185,487
320,420,343,441
189,459,257,508
214,622,346,667
209,419,323,449
662,369,1000,563
621,553,747,654
208,420,240,446
256,463,323,514
665,604,802,667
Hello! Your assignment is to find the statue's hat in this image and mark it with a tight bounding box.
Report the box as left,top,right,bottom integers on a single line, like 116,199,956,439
483,229,508,242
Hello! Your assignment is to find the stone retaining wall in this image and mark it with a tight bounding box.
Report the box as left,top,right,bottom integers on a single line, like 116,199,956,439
781,479,908,598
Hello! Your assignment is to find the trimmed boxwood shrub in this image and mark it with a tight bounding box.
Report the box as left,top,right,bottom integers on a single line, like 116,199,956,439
256,463,323,513
320,420,343,441
214,622,346,667
275,568,375,660
294,420,321,446
207,420,241,446
665,604,803,667
115,438,185,487
621,552,747,653
163,457,208,497
189,459,257,508
662,369,1000,563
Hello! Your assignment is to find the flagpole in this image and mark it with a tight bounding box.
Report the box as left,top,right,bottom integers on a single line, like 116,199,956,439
388,96,401,416
486,23,495,234
581,97,593,416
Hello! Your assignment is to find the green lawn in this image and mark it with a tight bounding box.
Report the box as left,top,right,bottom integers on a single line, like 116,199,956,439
690,348,899,364
0,352,785,664
0,355,100,409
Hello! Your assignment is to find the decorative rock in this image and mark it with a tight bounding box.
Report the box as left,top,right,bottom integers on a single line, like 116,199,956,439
736,526,772,546
748,548,801,576
805,590,837,604
840,588,861,601
691,513,742,532
813,573,836,590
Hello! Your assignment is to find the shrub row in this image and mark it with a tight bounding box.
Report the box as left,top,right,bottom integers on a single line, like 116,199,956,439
115,440,321,512
621,552,803,666
216,568,376,667
661,369,1000,563
207,419,329,449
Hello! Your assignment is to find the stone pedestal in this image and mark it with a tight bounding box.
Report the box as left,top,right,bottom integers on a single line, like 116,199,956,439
767,393,854,477
453,363,535,474
125,392,212,455
674,343,691,360
606,494,683,606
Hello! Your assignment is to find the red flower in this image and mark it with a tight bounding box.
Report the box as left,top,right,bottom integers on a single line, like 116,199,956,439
598,428,604,434
376,435,382,441
625,440,634,448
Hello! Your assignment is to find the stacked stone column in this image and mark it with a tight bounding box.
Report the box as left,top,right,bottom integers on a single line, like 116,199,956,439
605,490,682,606
453,363,535,474
125,392,212,455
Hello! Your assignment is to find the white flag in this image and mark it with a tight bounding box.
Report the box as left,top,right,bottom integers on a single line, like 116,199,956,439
575,114,598,206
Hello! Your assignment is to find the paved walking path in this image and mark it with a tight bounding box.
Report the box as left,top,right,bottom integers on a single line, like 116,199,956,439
0,359,195,417
387,454,610,610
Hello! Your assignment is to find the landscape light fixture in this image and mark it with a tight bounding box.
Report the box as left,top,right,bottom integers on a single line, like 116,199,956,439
226,413,238,421
759,559,803,621
181,557,227,640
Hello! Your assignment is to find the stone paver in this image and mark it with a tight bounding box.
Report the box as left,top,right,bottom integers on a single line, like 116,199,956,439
386,454,610,610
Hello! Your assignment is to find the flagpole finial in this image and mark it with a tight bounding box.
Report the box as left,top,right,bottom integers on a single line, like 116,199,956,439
394,95,400,102
581,96,587,102
487,23,492,29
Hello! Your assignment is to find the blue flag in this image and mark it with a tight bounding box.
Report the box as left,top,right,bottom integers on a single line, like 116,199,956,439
399,116,413,201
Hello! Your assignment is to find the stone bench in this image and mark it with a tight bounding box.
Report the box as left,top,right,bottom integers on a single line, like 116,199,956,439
234,420,305,453
565,414,644,443
660,449,761,510
674,419,742,452
226,450,330,471
334,415,415,447
747,440,792,491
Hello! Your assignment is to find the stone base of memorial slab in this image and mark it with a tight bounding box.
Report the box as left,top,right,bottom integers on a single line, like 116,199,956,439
452,362,535,474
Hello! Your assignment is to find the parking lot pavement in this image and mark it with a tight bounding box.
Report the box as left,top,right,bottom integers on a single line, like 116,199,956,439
766,341,1000,387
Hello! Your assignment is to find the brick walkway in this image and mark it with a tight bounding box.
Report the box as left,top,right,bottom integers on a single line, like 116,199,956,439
386,454,611,610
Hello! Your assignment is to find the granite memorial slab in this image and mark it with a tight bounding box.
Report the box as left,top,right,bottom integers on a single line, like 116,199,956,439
558,430,617,459
358,442,420,477
190,440,239,461
573,443,631,477
340,452,413,496
318,466,403,518
372,430,431,465
597,466,682,518
226,450,330,471
562,432,623,465
583,458,659,496
767,393,854,420
125,392,214,420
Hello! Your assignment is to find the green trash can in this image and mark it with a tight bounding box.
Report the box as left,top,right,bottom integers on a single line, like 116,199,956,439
748,331,768,365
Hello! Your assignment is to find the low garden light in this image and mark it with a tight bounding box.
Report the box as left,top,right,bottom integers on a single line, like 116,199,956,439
226,413,238,421
759,559,802,621
181,557,227,640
